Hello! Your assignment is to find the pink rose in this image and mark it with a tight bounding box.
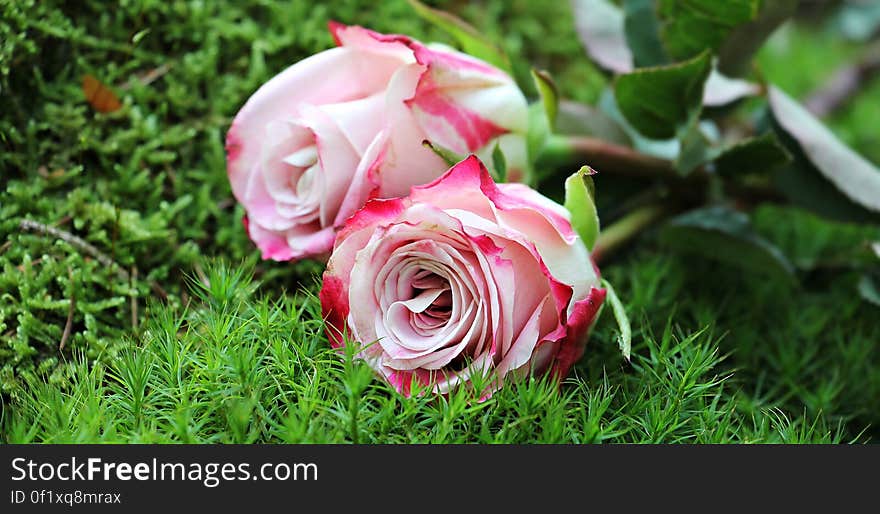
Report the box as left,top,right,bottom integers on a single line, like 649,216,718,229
320,156,605,396
226,23,529,261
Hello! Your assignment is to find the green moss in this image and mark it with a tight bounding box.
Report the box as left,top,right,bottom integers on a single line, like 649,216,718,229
1,260,852,443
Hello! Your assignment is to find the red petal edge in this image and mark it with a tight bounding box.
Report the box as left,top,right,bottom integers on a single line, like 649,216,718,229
549,286,607,379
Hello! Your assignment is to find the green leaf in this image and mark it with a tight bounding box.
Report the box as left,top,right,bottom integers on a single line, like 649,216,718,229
658,0,759,60
774,162,880,224
407,0,511,73
572,0,633,73
716,0,799,77
599,88,679,160
768,86,880,215
531,68,559,131
623,0,668,67
564,166,600,251
555,100,632,147
131,28,151,45
491,142,507,183
703,69,760,106
675,122,714,175
752,205,880,271
660,206,796,281
421,139,462,167
601,278,631,362
713,133,791,177
858,273,880,307
614,50,712,139
527,101,550,166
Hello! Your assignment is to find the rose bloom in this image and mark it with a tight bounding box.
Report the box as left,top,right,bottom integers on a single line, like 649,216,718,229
320,156,606,396
226,23,528,261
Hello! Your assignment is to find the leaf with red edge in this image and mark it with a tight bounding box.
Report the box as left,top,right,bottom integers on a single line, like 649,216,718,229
769,86,880,215
572,0,633,73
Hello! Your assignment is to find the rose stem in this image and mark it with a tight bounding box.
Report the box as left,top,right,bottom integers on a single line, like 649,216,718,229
542,134,704,183
591,203,670,264
542,134,784,205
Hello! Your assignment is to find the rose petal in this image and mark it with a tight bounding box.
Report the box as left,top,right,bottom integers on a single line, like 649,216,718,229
329,22,416,64
321,197,408,346
242,159,300,231
405,42,526,153
227,45,408,201
243,215,295,262
374,63,448,198
284,224,336,261
295,104,365,227
283,145,319,168
316,92,387,156
549,286,607,378
409,155,498,221
261,120,315,206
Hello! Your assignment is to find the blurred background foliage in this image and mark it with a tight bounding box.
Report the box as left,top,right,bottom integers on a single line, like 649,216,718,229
0,0,878,442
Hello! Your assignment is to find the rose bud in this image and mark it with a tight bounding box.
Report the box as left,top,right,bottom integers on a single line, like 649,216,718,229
226,23,528,261
320,156,606,396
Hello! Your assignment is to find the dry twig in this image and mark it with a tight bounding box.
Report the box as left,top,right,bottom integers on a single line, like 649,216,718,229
20,219,130,281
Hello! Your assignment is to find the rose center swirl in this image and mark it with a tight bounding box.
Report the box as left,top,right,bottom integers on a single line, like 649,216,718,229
262,128,325,225
406,270,453,335
375,239,486,360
